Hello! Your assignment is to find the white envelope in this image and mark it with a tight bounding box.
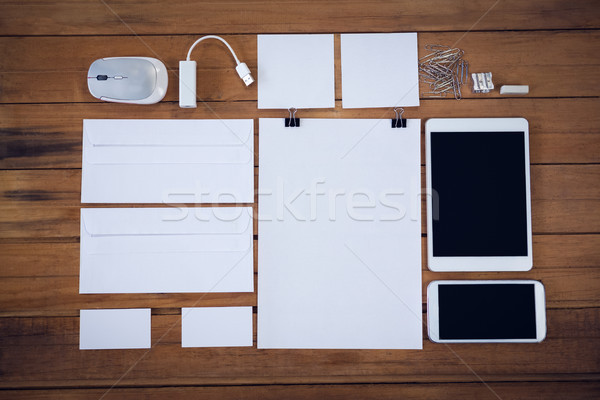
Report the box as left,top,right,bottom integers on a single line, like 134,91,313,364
80,207,254,293
81,119,255,204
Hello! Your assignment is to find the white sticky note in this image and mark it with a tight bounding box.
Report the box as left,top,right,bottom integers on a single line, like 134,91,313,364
80,207,254,294
182,307,253,347
258,34,335,109
341,33,420,108
81,119,254,204
258,118,422,349
80,309,151,350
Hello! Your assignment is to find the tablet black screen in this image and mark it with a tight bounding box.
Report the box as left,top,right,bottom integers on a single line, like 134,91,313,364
431,131,528,257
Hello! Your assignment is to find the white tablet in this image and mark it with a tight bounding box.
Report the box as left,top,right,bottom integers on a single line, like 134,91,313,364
425,118,532,271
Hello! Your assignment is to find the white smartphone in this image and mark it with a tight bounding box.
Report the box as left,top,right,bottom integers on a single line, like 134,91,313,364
425,118,533,272
427,280,546,343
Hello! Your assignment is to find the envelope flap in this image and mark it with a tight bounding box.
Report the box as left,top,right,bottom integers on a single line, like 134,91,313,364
81,207,252,237
84,119,253,146
83,119,254,165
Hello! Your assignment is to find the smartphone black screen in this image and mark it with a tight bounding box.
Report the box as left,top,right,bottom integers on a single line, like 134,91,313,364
438,283,537,340
430,131,528,257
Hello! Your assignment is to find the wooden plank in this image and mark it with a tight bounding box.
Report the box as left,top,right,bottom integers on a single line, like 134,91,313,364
1,31,600,103
0,169,259,207
0,266,598,316
0,240,260,278
0,276,259,316
533,235,600,269
1,98,600,170
424,268,600,308
1,381,600,400
0,1,596,397
1,165,598,239
0,234,598,316
0,309,598,388
0,7,597,393
0,167,260,238
1,234,598,281
1,0,599,36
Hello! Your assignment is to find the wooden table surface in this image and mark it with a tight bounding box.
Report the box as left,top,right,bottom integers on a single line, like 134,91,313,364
1,1,599,398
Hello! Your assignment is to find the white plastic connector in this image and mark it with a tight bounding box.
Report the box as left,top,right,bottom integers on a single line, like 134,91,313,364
236,62,254,86
179,60,197,108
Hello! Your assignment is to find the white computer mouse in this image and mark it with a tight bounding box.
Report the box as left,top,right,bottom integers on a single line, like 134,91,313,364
87,57,168,104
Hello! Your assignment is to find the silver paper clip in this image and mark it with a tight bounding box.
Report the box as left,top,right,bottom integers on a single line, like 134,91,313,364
419,45,469,100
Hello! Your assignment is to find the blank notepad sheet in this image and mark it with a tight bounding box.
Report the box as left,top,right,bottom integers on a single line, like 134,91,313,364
341,33,420,108
258,118,422,349
258,34,335,109
182,307,253,347
80,309,151,350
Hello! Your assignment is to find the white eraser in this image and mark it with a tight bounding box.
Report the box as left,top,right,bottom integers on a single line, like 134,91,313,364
500,85,529,95
179,60,197,108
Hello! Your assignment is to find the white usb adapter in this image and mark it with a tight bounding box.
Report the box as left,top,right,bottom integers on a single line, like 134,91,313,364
179,60,197,108
179,35,254,108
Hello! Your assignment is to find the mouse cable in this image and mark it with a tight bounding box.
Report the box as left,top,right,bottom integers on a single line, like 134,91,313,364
185,35,254,86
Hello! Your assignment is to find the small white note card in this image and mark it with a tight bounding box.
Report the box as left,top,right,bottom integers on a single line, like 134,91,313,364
80,309,151,350
341,33,420,108
258,34,335,109
181,307,253,347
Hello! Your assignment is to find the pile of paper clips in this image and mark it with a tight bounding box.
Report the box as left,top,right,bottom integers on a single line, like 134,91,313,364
419,44,469,100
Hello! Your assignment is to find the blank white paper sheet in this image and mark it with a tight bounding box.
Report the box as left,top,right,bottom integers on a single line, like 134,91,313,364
80,207,254,293
181,307,253,347
81,119,254,203
80,309,151,350
258,34,335,109
341,33,420,108
258,118,422,349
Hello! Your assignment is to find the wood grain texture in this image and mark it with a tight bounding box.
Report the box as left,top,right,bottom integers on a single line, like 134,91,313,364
1,165,598,239
1,0,600,35
0,267,598,316
0,235,598,316
1,234,598,278
2,382,600,400
0,0,599,398
0,309,599,388
1,31,600,103
1,98,600,169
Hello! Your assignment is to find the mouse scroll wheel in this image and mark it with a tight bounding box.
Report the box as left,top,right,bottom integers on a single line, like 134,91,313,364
96,75,108,81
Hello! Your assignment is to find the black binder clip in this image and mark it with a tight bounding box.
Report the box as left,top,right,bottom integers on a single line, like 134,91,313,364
391,107,407,128
285,107,300,127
